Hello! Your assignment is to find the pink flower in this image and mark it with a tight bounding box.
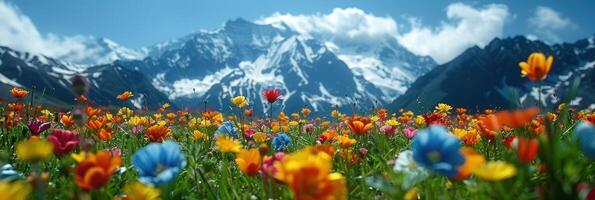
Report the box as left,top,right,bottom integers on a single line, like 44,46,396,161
47,129,80,156
379,125,396,136
403,127,417,140
303,124,315,134
262,152,285,180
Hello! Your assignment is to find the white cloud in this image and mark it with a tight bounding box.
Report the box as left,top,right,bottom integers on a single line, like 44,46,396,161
397,3,510,63
529,6,575,42
258,8,398,44
259,4,510,64
0,1,140,65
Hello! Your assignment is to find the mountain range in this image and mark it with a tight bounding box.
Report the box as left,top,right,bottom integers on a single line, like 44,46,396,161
0,18,593,114
390,35,595,113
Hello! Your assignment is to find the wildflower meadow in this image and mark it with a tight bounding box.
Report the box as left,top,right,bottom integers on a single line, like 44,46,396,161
0,53,594,200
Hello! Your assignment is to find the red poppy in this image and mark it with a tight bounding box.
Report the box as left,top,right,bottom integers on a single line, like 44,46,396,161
517,137,539,163
263,89,281,104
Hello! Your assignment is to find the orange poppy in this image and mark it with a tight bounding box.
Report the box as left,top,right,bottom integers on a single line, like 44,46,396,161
74,150,121,191
60,114,75,127
86,106,101,117
117,91,134,101
346,116,373,136
146,124,170,142
517,137,539,163
10,87,29,99
97,128,113,141
519,52,553,81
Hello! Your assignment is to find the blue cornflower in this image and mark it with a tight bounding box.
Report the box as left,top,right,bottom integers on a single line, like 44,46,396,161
272,133,291,151
412,125,465,178
215,121,239,139
575,122,595,160
0,164,23,181
133,141,187,186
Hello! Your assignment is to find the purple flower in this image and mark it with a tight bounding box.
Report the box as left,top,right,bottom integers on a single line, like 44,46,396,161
28,120,51,135
403,127,418,139
303,124,315,134
359,147,369,158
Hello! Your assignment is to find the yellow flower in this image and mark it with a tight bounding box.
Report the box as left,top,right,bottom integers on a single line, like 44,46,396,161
71,151,91,163
0,180,32,200
414,116,425,126
117,107,134,118
274,147,346,200
404,187,419,200
231,96,249,108
253,132,267,143
385,119,399,126
331,110,340,118
235,148,261,176
336,135,356,148
216,136,243,153
289,121,299,127
16,139,53,162
192,130,209,141
473,161,517,181
41,109,52,118
519,52,553,81
161,103,170,109
370,115,380,122
453,128,481,145
122,182,160,200
435,103,452,113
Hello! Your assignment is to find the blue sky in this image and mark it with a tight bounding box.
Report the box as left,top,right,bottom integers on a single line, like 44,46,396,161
1,0,594,63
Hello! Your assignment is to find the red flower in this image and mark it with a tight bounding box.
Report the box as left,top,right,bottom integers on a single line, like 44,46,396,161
47,129,80,156
517,137,539,163
263,89,281,104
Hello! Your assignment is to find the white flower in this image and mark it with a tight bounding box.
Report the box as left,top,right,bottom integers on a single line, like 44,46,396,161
393,150,429,189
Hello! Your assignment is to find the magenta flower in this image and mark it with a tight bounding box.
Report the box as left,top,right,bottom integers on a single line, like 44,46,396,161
262,152,285,179
380,125,396,136
47,129,80,156
28,120,51,135
403,127,418,139
303,124,315,134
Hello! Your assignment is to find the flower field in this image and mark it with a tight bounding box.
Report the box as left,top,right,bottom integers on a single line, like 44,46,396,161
0,53,594,200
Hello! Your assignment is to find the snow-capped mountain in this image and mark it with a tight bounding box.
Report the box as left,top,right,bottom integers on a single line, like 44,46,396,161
0,46,168,108
110,18,434,114
56,37,147,66
390,35,595,113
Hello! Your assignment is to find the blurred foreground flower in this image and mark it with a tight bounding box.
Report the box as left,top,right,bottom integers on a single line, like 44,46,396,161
16,139,53,163
133,141,186,186
473,161,516,181
0,180,32,200
273,146,346,200
121,182,160,200
393,150,428,189
74,150,121,190
575,122,595,160
216,135,242,153
235,148,261,176
47,129,80,156
412,125,464,178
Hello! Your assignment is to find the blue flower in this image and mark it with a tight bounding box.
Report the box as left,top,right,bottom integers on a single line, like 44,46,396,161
575,122,595,160
412,125,465,178
215,121,239,139
0,164,23,181
272,133,291,151
133,141,187,186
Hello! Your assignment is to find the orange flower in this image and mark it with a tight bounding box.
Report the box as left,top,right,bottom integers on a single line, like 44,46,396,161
146,124,170,142
117,91,134,101
346,116,373,136
60,114,75,127
75,95,88,103
74,150,121,191
274,147,346,200
87,118,106,130
235,148,261,176
336,135,356,148
97,128,113,141
7,103,25,112
453,147,485,180
301,107,311,117
244,109,253,117
479,107,539,134
516,137,539,163
519,52,553,81
166,112,176,121
377,108,388,120
10,87,29,99
86,106,101,117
